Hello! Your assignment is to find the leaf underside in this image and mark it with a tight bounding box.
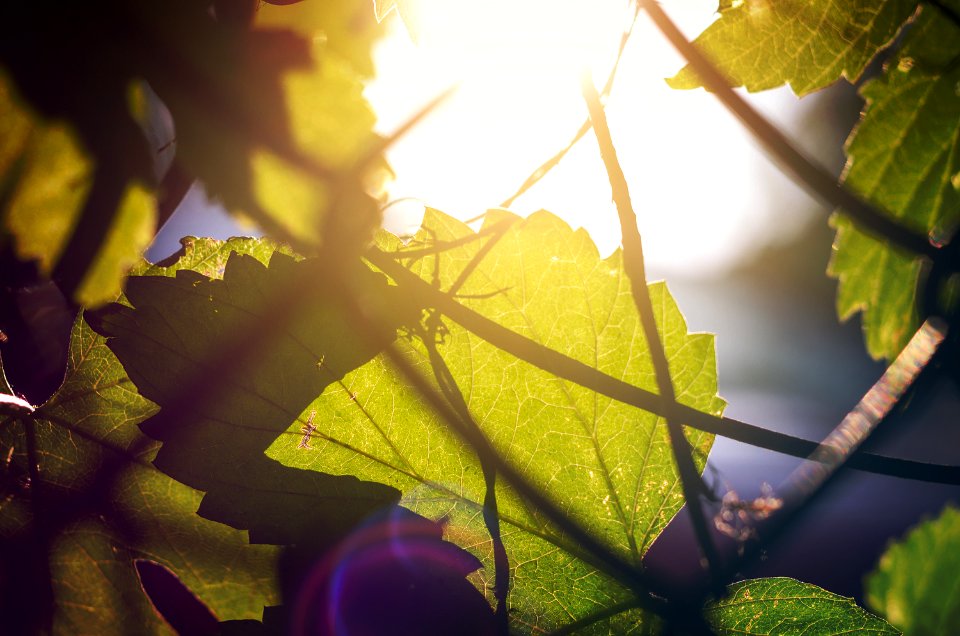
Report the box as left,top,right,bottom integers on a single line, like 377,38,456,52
86,209,722,632
11,221,901,633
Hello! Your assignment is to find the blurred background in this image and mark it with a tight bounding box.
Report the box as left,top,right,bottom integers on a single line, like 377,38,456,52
147,0,960,606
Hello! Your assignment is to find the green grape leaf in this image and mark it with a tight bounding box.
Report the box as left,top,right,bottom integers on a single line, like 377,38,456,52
828,6,960,359
866,506,960,634
0,70,155,307
92,243,408,550
262,209,724,631
133,235,298,279
93,235,494,630
707,578,899,634
0,314,278,633
668,0,917,96
90,208,723,632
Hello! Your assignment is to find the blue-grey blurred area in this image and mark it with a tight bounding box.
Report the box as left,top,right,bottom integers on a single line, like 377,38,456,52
146,182,256,262
643,81,960,602
645,212,960,603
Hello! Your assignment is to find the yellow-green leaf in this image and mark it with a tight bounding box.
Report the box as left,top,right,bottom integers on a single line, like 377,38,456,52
0,313,278,633
265,209,724,631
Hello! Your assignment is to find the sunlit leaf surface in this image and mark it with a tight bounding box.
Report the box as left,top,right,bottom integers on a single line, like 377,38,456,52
829,6,960,359
0,70,155,307
867,506,960,634
668,0,916,95
707,578,899,634
255,0,381,78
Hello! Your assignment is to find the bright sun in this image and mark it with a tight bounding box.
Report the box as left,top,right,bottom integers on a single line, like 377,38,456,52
365,0,817,277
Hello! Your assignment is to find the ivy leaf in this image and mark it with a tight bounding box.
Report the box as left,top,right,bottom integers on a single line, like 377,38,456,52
668,0,917,95
0,314,278,633
866,506,960,634
260,209,724,631
0,70,155,307
828,6,960,359
706,578,899,634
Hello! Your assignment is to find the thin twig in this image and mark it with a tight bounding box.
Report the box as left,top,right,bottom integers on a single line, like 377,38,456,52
638,0,941,261
581,77,724,597
419,315,510,634
366,246,960,484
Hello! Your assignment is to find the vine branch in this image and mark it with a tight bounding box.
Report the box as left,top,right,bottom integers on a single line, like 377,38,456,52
582,76,725,597
336,289,703,628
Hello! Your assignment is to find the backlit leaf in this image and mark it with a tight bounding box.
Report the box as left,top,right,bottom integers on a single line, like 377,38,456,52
263,209,724,631
828,6,960,359
0,70,155,307
90,208,723,632
707,578,899,634
92,243,408,549
867,506,960,634
668,0,916,96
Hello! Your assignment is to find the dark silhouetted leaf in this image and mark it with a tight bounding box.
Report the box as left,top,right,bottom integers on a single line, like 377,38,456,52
93,240,408,549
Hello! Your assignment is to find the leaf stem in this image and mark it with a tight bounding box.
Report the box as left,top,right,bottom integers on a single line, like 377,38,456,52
581,77,725,598
418,313,510,634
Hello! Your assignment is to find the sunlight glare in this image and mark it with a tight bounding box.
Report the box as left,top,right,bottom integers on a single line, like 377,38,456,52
367,0,816,276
